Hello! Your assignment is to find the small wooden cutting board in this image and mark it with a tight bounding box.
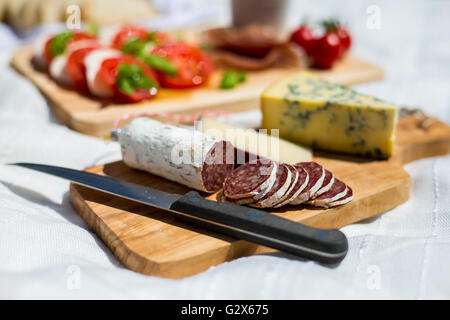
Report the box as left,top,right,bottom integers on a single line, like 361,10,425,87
11,47,384,137
69,115,450,278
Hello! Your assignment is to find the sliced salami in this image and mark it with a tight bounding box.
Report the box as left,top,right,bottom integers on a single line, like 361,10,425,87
272,164,297,207
326,187,354,208
307,178,348,207
312,169,334,199
251,164,292,208
219,193,256,205
223,160,277,199
118,118,234,193
290,162,325,205
273,165,309,208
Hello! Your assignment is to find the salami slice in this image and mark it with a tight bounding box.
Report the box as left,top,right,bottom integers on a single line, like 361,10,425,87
273,166,309,208
290,162,325,205
118,118,234,193
307,179,348,207
326,187,354,208
271,164,298,206
218,192,256,205
312,169,334,199
223,160,277,199
251,164,292,208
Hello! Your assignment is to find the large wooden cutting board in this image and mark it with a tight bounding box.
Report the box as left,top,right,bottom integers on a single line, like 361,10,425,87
11,47,384,137
69,116,450,278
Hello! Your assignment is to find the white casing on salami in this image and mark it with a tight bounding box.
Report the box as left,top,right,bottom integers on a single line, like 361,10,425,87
327,190,354,208
272,164,298,207
307,180,349,207
314,172,334,198
118,118,234,192
251,164,293,208
274,168,309,208
252,161,278,200
290,165,325,205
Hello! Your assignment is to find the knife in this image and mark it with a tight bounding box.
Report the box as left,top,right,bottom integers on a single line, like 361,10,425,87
10,163,348,264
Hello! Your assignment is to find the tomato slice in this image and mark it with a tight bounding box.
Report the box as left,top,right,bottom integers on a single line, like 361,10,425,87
66,41,102,91
42,36,56,65
43,32,95,65
151,43,213,89
112,25,149,49
98,56,159,103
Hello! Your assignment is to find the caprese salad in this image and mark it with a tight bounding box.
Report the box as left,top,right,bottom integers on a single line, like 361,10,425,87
33,24,214,103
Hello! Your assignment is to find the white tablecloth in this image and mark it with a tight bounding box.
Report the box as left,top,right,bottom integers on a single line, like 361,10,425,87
0,0,449,299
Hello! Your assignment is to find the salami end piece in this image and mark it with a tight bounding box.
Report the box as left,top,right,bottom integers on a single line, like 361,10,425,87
307,179,348,207
217,190,255,205
327,187,354,208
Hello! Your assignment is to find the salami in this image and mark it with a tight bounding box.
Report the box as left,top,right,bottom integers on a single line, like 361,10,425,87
223,160,277,199
273,165,309,208
290,162,325,205
307,179,348,207
218,191,255,205
251,164,292,208
312,169,334,198
272,164,298,207
326,187,354,208
118,118,234,192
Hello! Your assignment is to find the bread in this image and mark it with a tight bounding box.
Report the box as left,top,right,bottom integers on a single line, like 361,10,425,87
2,0,158,32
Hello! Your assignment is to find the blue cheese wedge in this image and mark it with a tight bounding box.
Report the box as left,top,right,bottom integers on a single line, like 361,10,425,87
261,72,398,159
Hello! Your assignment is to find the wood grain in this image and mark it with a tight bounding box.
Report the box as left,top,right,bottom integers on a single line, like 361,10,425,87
11,47,384,137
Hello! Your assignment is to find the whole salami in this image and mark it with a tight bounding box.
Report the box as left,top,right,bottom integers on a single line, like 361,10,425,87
118,118,234,192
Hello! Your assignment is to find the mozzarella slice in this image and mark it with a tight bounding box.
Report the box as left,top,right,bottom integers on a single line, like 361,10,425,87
67,39,101,53
33,34,52,69
98,25,121,46
84,49,121,98
49,55,73,86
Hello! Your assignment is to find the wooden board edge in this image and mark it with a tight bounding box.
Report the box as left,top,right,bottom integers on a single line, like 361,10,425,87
69,183,162,275
70,183,267,278
299,173,411,229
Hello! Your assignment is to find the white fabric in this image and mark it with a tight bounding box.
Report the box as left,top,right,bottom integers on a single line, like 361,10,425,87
0,0,449,299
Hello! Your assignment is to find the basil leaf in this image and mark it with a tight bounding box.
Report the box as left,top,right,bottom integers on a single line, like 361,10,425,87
141,54,177,76
121,38,146,56
147,31,157,43
117,78,134,94
49,31,74,57
85,23,99,37
220,70,247,89
116,63,157,95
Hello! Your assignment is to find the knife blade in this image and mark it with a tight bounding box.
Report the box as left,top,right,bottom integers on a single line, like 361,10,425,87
10,163,348,264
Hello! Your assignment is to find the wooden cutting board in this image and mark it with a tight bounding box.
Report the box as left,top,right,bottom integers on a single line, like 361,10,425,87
69,115,450,278
11,47,384,137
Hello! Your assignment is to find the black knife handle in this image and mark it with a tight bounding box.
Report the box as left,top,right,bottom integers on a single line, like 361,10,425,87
169,191,348,264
